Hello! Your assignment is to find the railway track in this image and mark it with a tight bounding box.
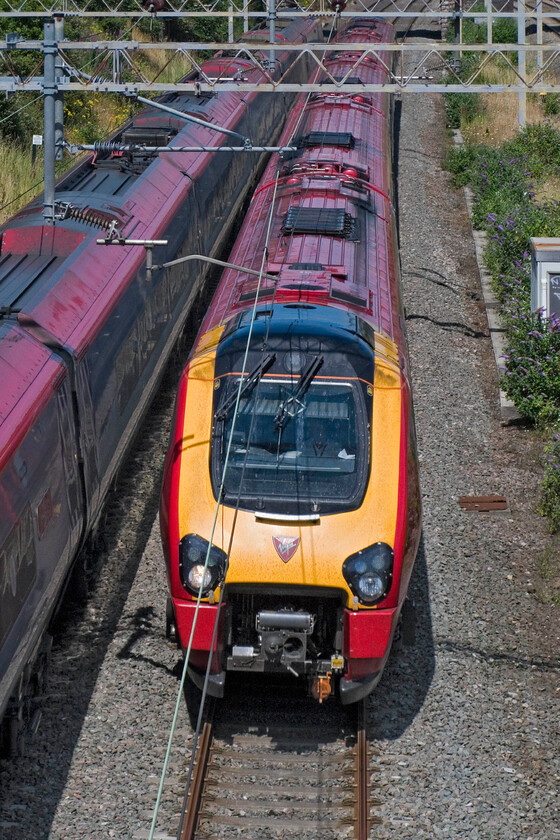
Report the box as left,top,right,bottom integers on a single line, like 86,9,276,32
176,683,380,840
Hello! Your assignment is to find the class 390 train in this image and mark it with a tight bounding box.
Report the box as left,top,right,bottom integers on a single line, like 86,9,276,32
0,17,321,748
160,18,422,705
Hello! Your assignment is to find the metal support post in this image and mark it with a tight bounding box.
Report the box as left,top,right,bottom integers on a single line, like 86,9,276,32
518,0,526,126
54,15,64,162
43,20,57,226
228,0,234,43
113,47,122,84
456,0,462,59
537,0,543,78
485,0,492,46
268,0,276,74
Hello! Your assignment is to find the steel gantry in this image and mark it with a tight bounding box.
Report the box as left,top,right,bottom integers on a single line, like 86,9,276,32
1,1,560,95
2,0,560,222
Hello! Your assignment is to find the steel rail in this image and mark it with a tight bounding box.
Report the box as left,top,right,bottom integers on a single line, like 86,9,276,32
355,700,370,840
173,695,376,838
180,698,216,840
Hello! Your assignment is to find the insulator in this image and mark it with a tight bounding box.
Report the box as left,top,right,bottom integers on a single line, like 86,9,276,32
93,141,123,153
66,205,114,230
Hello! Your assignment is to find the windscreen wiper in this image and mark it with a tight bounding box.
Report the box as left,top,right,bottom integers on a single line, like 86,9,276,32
274,355,324,431
214,353,276,422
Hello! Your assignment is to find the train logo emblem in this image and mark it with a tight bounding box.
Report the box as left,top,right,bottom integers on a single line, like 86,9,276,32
272,536,300,563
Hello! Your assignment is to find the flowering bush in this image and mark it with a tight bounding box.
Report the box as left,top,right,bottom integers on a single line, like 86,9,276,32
539,430,560,531
501,310,560,424
446,124,560,530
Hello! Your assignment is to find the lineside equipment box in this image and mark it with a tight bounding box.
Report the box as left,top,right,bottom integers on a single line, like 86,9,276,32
530,237,560,320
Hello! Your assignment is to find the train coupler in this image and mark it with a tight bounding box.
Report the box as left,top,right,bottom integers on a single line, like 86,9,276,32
311,672,332,703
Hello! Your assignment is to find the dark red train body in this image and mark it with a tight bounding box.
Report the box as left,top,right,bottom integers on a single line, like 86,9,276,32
161,19,422,704
0,17,321,747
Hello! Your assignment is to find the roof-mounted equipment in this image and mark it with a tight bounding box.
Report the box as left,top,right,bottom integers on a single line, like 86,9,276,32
282,207,354,238
299,131,355,149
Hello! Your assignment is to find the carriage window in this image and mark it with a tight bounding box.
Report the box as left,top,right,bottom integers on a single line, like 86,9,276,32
212,378,368,514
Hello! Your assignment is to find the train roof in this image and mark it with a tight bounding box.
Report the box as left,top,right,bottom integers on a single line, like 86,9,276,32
0,100,227,355
215,302,376,382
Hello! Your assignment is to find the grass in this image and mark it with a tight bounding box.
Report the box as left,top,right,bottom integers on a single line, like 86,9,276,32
449,59,560,147
0,145,49,225
125,26,193,85
536,538,560,604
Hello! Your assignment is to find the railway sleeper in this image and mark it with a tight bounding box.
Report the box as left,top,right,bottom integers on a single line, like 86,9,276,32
197,812,356,831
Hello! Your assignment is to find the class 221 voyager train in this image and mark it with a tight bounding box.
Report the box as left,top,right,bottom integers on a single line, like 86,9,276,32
160,17,422,705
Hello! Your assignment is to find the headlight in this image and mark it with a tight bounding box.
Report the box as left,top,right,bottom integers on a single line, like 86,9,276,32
342,542,394,605
178,533,227,597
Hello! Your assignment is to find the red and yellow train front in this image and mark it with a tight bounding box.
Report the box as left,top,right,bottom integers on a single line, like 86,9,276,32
160,304,420,704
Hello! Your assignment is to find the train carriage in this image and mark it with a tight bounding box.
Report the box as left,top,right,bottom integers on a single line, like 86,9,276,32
0,17,321,746
161,18,422,704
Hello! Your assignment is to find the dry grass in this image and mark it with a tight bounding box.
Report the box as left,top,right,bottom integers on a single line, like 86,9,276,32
461,92,551,146
536,536,560,605
0,144,45,226
461,61,560,146
459,60,560,201
535,174,560,202
131,26,193,84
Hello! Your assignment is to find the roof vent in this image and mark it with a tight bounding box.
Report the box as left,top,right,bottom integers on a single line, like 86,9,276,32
282,207,354,238
300,131,355,149
321,76,363,85
238,287,275,302
122,127,172,146
281,283,319,290
289,262,325,270
331,287,368,307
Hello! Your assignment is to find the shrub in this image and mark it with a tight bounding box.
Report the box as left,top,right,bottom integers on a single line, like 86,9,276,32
491,17,518,44
539,430,560,532
501,311,560,425
543,93,560,117
447,123,560,530
445,92,483,129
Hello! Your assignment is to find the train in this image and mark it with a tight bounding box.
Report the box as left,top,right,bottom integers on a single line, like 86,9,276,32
0,16,322,751
160,17,422,705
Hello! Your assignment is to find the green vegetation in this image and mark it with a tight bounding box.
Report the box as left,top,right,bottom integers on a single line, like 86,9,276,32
443,8,517,131
446,124,560,533
0,9,238,222
536,537,560,604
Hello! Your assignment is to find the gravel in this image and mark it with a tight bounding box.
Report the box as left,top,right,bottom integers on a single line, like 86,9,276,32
370,73,559,839
1,44,559,840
